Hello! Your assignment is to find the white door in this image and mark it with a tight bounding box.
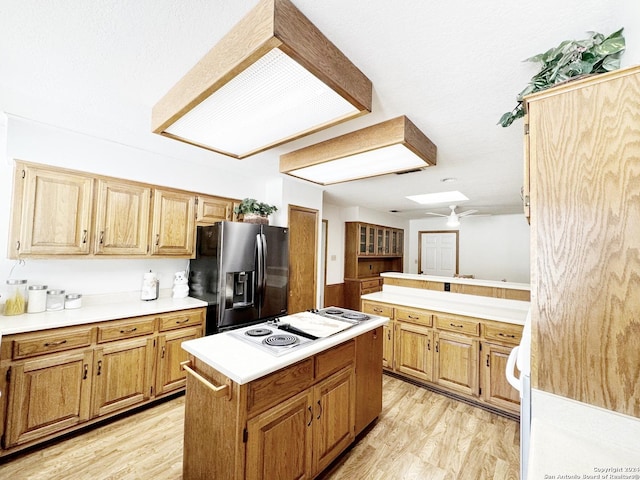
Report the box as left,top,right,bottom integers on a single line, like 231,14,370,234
420,232,457,276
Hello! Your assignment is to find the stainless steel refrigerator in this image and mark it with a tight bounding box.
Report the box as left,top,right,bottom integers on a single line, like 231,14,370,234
189,221,289,335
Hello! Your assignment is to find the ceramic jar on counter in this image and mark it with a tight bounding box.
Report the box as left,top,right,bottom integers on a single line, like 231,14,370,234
27,285,48,313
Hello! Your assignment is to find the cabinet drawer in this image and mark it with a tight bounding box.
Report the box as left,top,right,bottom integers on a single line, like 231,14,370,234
361,286,381,295
97,316,155,343
247,358,314,417
435,314,480,336
395,307,432,327
315,340,355,381
483,322,523,345
158,309,204,332
362,302,393,318
361,279,380,290
11,327,93,360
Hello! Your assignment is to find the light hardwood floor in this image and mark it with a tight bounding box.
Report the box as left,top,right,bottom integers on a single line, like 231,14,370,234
0,375,519,479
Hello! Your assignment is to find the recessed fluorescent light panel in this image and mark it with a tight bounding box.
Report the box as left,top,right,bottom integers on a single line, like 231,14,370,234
406,191,469,205
151,0,372,159
280,116,437,185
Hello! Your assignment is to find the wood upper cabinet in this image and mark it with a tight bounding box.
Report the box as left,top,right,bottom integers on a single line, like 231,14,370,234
10,162,93,256
196,195,233,225
150,188,196,256
94,179,151,255
4,349,93,448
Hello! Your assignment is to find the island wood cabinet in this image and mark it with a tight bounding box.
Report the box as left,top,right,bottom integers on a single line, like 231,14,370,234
0,307,204,454
362,299,522,415
182,333,382,480
8,161,238,259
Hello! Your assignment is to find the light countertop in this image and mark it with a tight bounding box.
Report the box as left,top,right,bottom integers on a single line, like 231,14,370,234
362,285,529,325
381,272,531,291
0,291,207,338
182,316,388,385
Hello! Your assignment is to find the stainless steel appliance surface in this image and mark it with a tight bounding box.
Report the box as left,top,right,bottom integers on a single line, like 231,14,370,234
189,221,289,335
227,307,380,356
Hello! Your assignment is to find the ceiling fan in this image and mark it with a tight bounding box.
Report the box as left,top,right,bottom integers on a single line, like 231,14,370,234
425,205,480,227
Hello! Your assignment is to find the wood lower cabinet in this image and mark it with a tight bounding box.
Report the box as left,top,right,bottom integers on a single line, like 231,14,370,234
481,343,520,413
0,307,205,455
434,331,479,396
395,322,434,382
246,390,314,480
92,336,155,417
4,349,93,448
362,299,521,416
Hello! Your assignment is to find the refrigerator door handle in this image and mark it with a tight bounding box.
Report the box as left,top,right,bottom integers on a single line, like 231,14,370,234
256,233,266,304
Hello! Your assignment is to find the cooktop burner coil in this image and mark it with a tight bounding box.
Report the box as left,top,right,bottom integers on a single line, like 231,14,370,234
325,309,343,315
245,328,272,337
342,312,369,321
263,334,298,347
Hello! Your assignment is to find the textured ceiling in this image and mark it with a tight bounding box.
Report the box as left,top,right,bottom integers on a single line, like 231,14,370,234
0,0,625,218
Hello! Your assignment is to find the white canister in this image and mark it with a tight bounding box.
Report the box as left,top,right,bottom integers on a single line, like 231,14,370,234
141,270,159,301
46,289,66,311
65,293,82,309
27,285,48,313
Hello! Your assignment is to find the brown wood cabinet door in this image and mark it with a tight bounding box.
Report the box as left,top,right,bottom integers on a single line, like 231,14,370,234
94,179,151,255
16,165,93,256
288,205,318,313
156,327,202,396
150,189,195,256
434,332,479,396
312,367,355,475
355,328,383,435
395,322,433,382
4,350,93,447
196,195,233,224
92,337,155,417
481,343,520,413
245,390,314,480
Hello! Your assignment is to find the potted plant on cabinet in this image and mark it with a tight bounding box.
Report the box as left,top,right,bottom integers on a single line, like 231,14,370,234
234,198,278,224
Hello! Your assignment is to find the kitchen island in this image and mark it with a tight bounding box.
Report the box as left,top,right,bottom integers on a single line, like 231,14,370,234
180,313,388,480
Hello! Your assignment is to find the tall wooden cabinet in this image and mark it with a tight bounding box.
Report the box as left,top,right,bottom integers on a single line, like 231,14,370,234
525,65,640,418
344,222,404,310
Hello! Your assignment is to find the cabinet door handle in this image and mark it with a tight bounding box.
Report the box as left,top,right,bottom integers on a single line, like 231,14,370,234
44,339,67,347
427,339,431,351
387,330,391,340
408,315,419,320
82,229,87,244
498,333,517,338
99,231,104,244
449,323,464,329
155,234,160,246
307,406,313,426
435,341,439,353
175,318,190,325
120,327,138,334
161,346,166,359
372,329,377,340
486,354,490,367
374,308,383,313
83,364,88,380
97,360,102,376
317,400,322,420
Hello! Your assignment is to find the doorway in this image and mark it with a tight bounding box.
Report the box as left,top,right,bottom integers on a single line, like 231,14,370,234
418,231,459,276
288,205,319,312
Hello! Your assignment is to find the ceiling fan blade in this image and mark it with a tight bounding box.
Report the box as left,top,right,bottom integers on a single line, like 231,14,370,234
425,212,447,217
458,209,478,217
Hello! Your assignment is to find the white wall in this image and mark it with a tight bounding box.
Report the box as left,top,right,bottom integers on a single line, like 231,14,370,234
409,214,530,283
0,116,320,298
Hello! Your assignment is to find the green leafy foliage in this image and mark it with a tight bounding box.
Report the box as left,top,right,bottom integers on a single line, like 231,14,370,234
499,29,625,127
233,198,278,216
